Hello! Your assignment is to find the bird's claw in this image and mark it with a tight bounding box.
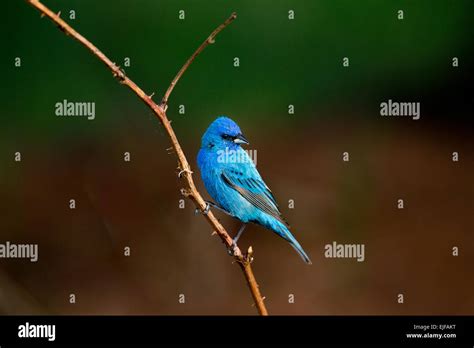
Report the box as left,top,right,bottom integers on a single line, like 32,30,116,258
203,202,210,215
194,202,210,216
227,238,239,257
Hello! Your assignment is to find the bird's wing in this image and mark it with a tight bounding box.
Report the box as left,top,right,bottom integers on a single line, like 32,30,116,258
221,165,288,226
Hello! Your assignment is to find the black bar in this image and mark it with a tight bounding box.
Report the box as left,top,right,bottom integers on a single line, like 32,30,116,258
0,316,472,345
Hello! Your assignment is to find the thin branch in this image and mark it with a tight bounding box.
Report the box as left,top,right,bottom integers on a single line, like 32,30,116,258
160,12,237,110
26,0,268,315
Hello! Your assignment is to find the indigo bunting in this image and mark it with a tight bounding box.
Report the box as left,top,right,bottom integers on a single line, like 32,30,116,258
197,116,312,264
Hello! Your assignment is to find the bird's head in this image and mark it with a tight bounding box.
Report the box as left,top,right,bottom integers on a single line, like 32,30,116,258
201,116,249,150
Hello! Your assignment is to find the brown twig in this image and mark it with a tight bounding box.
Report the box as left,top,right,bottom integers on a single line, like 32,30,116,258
26,0,268,315
161,12,237,110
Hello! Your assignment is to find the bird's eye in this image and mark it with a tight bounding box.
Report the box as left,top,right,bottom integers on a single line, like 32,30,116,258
221,134,234,141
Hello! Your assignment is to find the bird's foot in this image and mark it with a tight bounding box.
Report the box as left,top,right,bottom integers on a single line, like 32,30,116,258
232,237,238,250
227,239,239,257
194,202,210,216
226,224,246,257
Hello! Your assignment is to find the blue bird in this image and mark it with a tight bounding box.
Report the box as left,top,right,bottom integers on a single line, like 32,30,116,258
197,116,311,264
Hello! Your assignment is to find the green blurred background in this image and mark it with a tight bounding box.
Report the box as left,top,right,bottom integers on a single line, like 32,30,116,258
0,0,473,314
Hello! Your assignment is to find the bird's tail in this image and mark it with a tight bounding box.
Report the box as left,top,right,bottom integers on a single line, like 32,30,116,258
275,222,312,264
289,240,312,265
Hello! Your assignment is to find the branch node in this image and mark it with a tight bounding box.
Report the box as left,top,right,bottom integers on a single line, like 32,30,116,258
245,246,254,263
159,101,169,112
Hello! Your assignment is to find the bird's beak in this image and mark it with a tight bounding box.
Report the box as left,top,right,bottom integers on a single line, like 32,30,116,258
234,133,249,145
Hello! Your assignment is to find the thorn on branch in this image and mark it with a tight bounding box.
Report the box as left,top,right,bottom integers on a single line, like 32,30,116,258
112,69,126,82
251,296,266,307
110,63,126,82
57,24,67,33
180,187,192,197
177,168,193,178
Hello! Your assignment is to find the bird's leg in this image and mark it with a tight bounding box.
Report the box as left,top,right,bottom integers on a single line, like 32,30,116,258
233,223,247,246
228,223,247,256
206,201,233,216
